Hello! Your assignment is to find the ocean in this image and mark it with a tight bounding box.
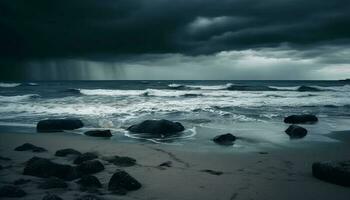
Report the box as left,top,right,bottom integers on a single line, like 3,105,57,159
0,80,349,150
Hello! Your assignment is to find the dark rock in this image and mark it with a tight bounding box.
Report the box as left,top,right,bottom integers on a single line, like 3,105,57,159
285,125,308,139
103,156,136,167
0,165,2,170
84,130,112,138
76,195,104,200
77,175,102,188
38,177,68,189
201,169,224,176
159,161,172,168
42,194,63,200
55,148,81,157
23,157,79,181
213,133,237,145
0,185,26,197
284,114,318,124
108,170,142,192
297,85,322,92
77,160,104,175
37,118,84,132
127,119,185,137
312,160,350,186
14,178,31,185
14,143,47,152
74,152,98,165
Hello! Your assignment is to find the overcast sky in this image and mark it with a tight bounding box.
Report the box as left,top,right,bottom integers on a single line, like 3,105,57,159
1,0,350,80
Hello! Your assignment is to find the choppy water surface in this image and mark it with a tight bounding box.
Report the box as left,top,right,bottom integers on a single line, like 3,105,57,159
0,80,349,150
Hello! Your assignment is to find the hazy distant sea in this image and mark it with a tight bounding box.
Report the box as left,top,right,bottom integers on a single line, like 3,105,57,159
0,80,349,149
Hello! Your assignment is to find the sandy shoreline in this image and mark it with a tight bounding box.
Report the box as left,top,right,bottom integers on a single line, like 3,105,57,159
1,131,350,200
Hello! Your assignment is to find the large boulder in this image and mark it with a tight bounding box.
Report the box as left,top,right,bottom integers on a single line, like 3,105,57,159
213,133,237,145
84,130,112,138
0,185,26,197
103,156,136,167
74,152,98,165
108,170,142,193
55,148,82,157
14,143,47,152
38,177,68,189
284,114,318,124
285,125,308,139
127,119,185,137
23,157,79,181
312,160,350,186
37,118,84,132
42,194,63,200
76,160,104,175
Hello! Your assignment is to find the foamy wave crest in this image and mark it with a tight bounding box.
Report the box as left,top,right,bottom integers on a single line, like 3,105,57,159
0,83,21,88
79,89,145,96
0,94,40,102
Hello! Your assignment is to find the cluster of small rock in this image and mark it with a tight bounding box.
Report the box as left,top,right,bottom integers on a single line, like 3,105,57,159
0,144,142,199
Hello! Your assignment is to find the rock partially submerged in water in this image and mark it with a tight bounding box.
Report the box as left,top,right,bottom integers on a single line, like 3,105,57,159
0,185,26,198
108,170,142,193
38,177,68,189
284,114,318,124
213,133,237,145
84,130,112,138
37,118,84,132
74,152,98,165
55,148,82,157
127,119,185,137
297,85,322,92
23,157,79,181
312,160,350,186
285,125,307,139
15,143,47,152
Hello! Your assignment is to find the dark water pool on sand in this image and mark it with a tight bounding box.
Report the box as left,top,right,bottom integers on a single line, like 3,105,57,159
0,80,349,150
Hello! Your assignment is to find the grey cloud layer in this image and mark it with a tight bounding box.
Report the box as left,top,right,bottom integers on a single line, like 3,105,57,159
1,0,350,59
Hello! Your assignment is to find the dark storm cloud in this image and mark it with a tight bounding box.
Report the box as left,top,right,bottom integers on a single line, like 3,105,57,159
1,0,350,59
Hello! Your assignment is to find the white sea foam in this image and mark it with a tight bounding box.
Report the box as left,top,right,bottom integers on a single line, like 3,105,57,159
0,83,21,88
0,94,40,102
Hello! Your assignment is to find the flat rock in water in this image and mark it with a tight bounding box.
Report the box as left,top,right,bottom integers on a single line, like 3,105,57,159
55,148,82,157
127,119,185,137
312,160,350,186
37,118,84,132
84,130,112,138
38,177,68,189
77,175,102,189
285,125,307,139
108,170,142,193
103,156,136,167
284,114,318,124
77,160,104,175
14,143,47,152
23,157,79,181
0,185,26,197
42,194,63,200
74,152,98,165
213,133,237,145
